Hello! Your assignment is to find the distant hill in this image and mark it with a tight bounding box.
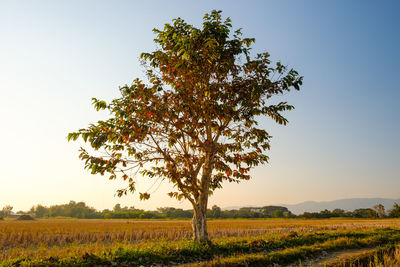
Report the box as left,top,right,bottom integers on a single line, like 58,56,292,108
223,206,241,210
223,198,400,215
282,198,400,215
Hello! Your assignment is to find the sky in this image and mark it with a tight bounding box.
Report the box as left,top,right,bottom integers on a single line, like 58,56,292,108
0,0,399,212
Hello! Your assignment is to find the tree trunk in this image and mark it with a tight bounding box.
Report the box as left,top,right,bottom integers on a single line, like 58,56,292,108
192,201,209,243
192,177,210,243
192,143,213,243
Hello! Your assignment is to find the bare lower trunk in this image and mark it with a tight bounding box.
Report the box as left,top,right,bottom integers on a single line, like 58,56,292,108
192,144,213,243
192,202,208,243
192,177,211,243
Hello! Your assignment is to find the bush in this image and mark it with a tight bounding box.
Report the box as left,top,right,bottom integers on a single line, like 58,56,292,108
17,215,35,220
0,217,4,220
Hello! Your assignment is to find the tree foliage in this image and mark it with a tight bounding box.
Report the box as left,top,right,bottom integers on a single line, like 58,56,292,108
68,10,301,201
30,201,101,219
68,10,302,241
373,204,386,218
0,205,13,218
389,203,400,218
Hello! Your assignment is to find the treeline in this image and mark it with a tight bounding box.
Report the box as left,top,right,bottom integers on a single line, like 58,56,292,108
101,206,292,219
299,203,400,219
28,201,101,219
5,201,400,219
21,202,293,219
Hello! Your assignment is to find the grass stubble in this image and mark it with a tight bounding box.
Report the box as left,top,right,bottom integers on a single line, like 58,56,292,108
319,244,400,267
1,218,400,266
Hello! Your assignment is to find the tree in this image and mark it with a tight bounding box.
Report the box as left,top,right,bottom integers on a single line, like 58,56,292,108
389,203,400,218
209,205,222,218
352,208,377,218
373,204,386,218
113,204,122,212
261,206,290,217
332,208,346,217
30,204,49,218
0,205,13,218
68,10,302,242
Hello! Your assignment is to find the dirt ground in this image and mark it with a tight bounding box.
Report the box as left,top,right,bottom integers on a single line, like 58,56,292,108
283,248,374,267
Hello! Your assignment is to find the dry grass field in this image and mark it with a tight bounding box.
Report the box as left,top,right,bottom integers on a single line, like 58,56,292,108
1,218,400,266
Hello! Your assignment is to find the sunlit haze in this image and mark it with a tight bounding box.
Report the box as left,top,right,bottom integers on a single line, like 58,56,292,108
1,0,399,212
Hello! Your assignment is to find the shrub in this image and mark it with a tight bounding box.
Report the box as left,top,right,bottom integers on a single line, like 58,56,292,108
16,215,35,220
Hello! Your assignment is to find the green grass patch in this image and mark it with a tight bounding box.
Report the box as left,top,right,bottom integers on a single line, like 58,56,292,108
324,244,400,267
184,229,400,267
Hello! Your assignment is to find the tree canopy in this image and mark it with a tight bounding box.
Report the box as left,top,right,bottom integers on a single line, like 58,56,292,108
0,205,13,218
68,10,302,242
389,203,400,218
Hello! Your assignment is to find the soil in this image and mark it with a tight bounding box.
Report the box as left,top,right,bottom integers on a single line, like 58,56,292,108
283,248,374,267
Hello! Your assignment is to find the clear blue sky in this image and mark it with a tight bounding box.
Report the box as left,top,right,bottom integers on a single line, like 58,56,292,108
1,0,399,212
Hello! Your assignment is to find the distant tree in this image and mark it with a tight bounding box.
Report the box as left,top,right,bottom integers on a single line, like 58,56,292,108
222,209,238,219
262,206,290,218
30,205,49,218
332,209,346,217
30,202,100,219
389,203,400,218
237,208,255,218
113,204,122,212
157,207,171,215
301,212,315,219
272,210,283,218
209,205,222,218
0,205,13,217
68,10,302,242
320,209,332,218
353,208,377,218
373,204,386,218
157,207,193,218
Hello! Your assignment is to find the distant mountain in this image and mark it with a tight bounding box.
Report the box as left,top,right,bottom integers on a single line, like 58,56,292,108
222,206,241,210
222,198,400,214
282,198,400,215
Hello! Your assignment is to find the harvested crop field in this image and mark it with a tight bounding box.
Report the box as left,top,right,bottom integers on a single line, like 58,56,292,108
1,218,400,266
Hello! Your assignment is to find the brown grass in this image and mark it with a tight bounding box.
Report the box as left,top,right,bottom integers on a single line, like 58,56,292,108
1,218,398,249
1,218,400,263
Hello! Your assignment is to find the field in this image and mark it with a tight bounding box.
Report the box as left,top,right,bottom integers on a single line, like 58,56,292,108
1,218,400,266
